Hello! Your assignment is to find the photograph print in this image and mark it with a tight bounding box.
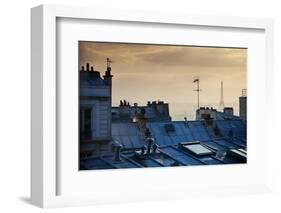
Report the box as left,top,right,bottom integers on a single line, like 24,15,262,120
79,41,247,170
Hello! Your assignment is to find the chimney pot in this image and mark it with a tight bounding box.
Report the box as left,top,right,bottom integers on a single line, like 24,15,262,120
114,144,123,161
146,137,154,154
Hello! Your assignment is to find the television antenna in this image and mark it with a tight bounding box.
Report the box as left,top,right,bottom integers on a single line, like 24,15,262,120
193,77,202,110
106,57,112,68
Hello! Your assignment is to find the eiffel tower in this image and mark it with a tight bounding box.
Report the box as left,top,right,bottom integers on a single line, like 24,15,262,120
219,81,225,111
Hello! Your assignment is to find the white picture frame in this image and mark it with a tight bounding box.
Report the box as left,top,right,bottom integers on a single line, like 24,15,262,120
31,4,274,208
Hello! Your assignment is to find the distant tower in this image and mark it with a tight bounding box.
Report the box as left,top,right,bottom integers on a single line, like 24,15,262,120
219,81,225,111
239,89,247,121
193,77,202,110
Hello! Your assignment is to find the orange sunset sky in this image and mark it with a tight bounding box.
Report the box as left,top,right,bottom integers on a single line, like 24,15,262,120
79,41,247,119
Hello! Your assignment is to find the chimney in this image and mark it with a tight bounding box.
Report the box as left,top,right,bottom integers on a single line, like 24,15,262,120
239,89,247,121
114,144,123,161
86,63,90,71
146,137,154,154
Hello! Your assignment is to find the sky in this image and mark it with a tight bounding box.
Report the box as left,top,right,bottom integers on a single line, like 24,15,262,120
79,41,247,120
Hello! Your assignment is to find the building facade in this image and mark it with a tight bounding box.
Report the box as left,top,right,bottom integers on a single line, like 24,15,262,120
112,100,171,122
239,90,247,121
79,61,113,158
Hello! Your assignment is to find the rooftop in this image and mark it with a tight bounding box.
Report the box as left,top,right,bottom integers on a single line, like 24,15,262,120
81,117,247,170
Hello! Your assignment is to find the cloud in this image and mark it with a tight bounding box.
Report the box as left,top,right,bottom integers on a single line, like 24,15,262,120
79,42,246,76
136,46,246,68
79,41,247,111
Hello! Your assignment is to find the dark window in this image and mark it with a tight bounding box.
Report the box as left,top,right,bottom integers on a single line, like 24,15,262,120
201,113,211,119
80,108,92,140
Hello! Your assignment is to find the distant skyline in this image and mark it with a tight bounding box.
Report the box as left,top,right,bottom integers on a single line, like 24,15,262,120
79,42,247,119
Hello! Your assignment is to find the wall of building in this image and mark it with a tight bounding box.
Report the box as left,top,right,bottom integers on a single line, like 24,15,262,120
79,64,113,157
239,96,247,121
112,100,171,122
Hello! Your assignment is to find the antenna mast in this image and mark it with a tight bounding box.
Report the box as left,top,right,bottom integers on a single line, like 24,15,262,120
242,88,247,97
193,77,202,110
219,80,225,111
106,57,112,68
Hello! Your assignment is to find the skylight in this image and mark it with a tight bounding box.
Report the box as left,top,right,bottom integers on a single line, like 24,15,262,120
183,143,214,156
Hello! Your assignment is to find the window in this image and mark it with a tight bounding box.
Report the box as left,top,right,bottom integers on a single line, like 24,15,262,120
80,108,92,140
182,143,214,156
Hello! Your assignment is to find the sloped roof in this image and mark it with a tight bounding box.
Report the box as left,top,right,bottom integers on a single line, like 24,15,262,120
112,120,246,149
112,122,145,149
81,118,247,170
